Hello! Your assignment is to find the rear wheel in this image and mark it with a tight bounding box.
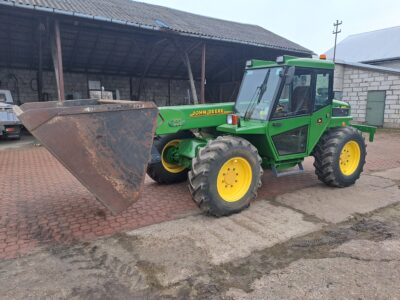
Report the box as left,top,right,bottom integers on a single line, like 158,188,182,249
189,136,263,217
313,127,366,187
147,131,194,184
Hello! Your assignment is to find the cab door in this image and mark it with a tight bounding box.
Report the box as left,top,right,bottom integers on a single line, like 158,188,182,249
267,68,315,161
308,69,334,152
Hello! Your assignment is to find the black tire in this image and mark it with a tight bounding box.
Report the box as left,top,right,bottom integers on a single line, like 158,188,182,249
147,131,194,184
313,127,366,187
188,136,263,217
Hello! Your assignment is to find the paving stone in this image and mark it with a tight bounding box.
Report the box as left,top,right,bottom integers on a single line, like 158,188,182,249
0,130,399,259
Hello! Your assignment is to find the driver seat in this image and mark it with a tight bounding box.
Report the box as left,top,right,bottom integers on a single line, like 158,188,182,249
291,86,311,114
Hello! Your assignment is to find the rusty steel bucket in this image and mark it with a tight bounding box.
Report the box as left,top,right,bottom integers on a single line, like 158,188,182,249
14,99,158,214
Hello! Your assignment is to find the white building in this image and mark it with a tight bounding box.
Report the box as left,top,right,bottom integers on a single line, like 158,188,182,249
326,27,400,128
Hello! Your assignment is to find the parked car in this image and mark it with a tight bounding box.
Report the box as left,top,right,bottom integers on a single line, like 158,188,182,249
0,90,22,140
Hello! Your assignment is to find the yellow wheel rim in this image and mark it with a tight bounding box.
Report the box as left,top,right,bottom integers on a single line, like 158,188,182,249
339,141,361,176
161,140,186,174
217,157,253,202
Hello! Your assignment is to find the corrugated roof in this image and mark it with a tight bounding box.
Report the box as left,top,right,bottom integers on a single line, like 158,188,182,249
335,59,400,75
326,26,400,63
0,0,312,54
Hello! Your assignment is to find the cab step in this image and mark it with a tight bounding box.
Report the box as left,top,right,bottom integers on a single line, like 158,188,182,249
271,163,305,178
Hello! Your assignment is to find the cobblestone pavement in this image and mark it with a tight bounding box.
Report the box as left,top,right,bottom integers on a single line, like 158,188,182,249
0,130,399,259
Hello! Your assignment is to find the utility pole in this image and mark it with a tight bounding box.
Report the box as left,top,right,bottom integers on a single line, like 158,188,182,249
332,20,342,62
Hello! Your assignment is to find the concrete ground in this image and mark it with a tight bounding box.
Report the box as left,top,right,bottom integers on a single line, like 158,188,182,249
0,129,400,299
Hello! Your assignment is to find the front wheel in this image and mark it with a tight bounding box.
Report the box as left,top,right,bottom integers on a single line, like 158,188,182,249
313,127,366,187
189,136,263,217
147,131,194,184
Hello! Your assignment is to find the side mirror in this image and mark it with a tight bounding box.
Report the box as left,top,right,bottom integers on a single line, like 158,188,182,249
284,67,295,85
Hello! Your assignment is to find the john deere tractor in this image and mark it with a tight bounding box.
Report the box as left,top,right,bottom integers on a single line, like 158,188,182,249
146,55,376,216
16,55,376,216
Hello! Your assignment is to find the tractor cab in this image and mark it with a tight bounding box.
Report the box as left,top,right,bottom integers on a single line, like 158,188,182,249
234,56,334,122
219,56,336,167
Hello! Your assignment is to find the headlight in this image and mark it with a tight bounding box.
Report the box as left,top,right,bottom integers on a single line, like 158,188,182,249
227,114,239,126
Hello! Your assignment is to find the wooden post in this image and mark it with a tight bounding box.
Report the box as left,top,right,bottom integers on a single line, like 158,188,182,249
200,43,206,104
52,20,65,102
184,51,198,104
171,39,199,105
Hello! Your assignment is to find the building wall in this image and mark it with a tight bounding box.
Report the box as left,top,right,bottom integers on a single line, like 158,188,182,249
0,68,200,106
334,64,400,128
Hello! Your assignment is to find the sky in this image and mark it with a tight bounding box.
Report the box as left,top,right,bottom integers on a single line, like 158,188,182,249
137,0,400,54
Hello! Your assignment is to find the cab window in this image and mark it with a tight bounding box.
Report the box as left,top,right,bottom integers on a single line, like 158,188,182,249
314,71,332,111
272,68,313,119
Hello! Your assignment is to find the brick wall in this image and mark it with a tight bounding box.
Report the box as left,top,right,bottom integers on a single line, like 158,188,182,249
335,64,400,128
0,68,200,106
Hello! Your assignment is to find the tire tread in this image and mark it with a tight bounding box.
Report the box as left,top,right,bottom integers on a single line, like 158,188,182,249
188,136,263,216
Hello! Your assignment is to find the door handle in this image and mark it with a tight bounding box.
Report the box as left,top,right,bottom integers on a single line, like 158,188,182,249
272,122,282,127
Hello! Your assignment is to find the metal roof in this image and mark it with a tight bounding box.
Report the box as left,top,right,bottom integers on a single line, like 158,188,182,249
0,0,311,54
335,60,400,75
326,26,400,63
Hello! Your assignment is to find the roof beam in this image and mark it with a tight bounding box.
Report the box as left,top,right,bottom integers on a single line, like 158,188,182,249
171,39,201,104
170,40,202,78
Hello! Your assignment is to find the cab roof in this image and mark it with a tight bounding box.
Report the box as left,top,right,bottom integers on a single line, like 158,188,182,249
247,55,335,70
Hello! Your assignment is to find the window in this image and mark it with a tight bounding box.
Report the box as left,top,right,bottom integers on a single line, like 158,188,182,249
272,69,313,119
272,126,308,155
235,67,283,120
314,71,331,110
0,94,5,102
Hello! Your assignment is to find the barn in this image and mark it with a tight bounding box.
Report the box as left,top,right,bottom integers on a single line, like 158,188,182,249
0,0,312,107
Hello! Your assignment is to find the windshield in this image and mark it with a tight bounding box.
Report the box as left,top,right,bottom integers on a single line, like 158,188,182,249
0,94,5,102
235,67,283,120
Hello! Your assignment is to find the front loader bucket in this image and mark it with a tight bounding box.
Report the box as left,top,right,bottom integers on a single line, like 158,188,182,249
14,99,158,214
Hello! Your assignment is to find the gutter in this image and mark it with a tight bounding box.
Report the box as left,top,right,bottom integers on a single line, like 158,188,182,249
335,59,400,75
0,0,312,55
361,56,400,64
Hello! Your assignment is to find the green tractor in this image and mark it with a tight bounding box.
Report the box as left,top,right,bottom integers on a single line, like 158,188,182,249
16,55,376,216
147,55,376,216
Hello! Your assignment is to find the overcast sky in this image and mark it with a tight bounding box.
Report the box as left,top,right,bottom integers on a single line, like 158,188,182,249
138,0,400,54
